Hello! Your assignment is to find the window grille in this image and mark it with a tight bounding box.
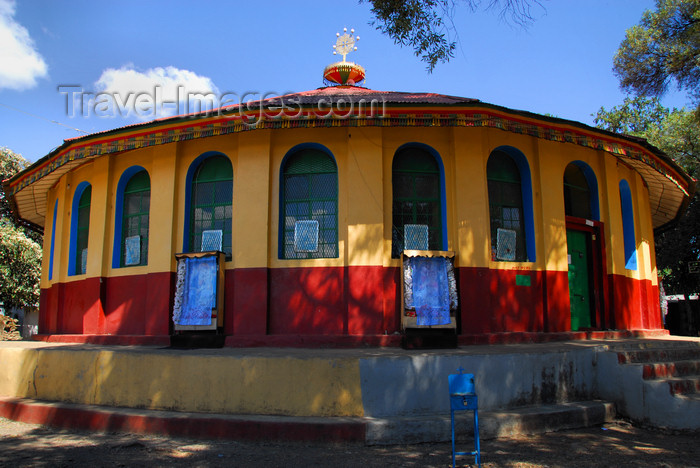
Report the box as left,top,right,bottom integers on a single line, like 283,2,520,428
281,149,338,259
201,229,223,251
80,248,88,275
294,220,319,252
404,224,429,250
496,228,517,261
124,236,141,266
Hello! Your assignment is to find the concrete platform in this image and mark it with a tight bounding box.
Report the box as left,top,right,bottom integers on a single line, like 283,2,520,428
1,336,698,443
0,396,615,445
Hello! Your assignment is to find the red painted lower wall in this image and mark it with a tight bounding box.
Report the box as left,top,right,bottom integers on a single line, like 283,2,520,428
458,268,548,334
40,278,104,334
40,273,172,335
544,270,571,332
37,266,664,338
228,268,267,335
348,266,395,335
609,274,662,331
267,267,346,335
102,273,172,335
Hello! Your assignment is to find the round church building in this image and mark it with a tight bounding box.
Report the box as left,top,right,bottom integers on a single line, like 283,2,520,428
4,48,695,347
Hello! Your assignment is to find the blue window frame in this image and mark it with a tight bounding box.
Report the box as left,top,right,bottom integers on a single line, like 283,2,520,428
112,167,150,268
279,144,338,259
619,179,637,270
49,199,58,281
487,146,535,262
391,144,446,258
564,161,600,220
68,182,91,276
183,153,233,258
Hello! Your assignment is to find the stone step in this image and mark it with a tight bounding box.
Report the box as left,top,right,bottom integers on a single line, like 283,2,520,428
365,400,616,445
677,393,700,403
665,377,700,396
617,348,700,364
0,397,616,446
642,360,700,379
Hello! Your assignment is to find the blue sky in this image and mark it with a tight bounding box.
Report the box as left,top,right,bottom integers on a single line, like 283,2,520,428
0,0,691,163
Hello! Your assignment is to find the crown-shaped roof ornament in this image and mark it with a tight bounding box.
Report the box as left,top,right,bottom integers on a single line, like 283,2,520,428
333,28,360,62
324,27,365,87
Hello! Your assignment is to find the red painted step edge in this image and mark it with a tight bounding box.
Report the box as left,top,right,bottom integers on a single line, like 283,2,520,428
0,397,366,443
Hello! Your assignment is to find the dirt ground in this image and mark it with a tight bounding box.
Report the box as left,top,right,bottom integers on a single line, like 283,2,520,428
0,417,698,468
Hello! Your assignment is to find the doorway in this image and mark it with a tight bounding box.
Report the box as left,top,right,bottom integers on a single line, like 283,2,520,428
567,229,594,330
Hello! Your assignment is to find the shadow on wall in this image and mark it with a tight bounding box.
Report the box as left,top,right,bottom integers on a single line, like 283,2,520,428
269,266,346,335
358,350,597,419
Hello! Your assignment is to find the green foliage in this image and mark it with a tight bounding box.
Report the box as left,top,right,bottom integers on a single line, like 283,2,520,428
0,220,42,310
0,147,42,311
1,314,21,341
364,0,542,72
594,97,699,294
594,96,699,177
613,0,700,109
651,108,700,178
366,0,456,72
594,96,670,135
1,146,30,221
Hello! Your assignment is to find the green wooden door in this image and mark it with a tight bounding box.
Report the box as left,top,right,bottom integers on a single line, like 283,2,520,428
567,229,593,330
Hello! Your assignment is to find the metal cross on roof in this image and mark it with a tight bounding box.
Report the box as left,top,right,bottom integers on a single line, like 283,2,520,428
332,28,360,62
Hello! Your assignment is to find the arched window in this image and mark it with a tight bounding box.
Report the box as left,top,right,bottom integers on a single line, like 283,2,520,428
619,179,637,270
188,155,233,257
563,161,599,220
117,169,150,267
487,147,535,262
68,182,91,276
391,146,444,258
279,147,338,259
49,199,58,281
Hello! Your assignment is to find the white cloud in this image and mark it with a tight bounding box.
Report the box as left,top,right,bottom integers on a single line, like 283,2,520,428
93,65,220,119
0,0,48,90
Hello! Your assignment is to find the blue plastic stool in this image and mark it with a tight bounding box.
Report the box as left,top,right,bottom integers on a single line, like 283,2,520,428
448,368,480,468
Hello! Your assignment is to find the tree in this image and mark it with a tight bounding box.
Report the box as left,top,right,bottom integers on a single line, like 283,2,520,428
594,97,699,295
613,0,700,113
0,220,41,310
594,96,699,176
593,96,670,135
1,146,30,221
0,147,42,311
363,0,543,72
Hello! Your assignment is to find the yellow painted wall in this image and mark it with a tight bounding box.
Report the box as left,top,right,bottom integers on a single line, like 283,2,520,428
234,131,271,269
149,143,181,272
346,127,384,267
0,344,364,417
452,127,491,268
